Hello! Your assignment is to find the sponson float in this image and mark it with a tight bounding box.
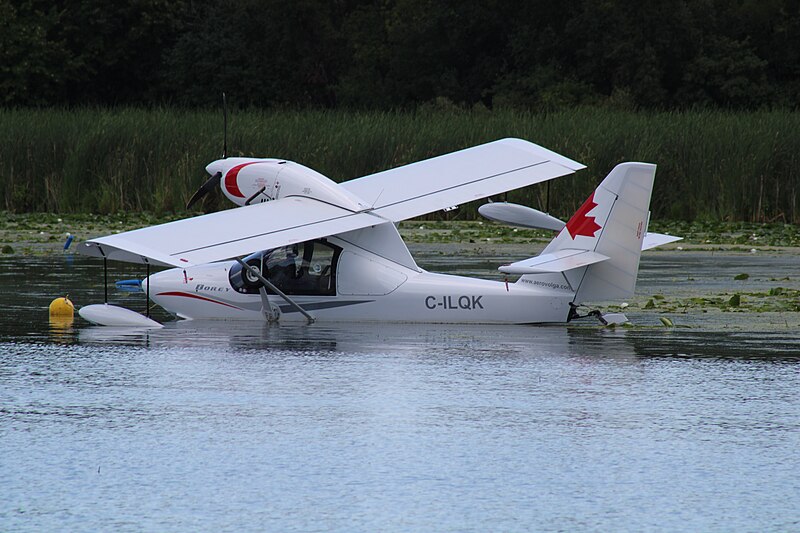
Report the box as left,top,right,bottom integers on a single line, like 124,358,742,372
78,138,679,326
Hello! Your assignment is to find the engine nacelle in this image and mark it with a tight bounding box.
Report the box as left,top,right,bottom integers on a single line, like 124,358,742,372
205,158,367,211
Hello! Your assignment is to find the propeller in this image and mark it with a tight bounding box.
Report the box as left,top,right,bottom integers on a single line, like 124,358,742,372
186,171,222,210
186,93,228,211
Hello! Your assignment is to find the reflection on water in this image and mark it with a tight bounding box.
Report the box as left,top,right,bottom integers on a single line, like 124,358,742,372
47,316,75,345
1,254,799,532
64,320,800,361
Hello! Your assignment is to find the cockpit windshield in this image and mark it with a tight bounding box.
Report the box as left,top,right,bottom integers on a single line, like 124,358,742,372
228,239,340,296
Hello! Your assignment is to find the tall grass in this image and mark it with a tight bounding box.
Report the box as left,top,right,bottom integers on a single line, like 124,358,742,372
1,107,797,222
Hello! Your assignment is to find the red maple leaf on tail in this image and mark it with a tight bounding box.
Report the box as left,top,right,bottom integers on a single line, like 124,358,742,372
565,193,601,239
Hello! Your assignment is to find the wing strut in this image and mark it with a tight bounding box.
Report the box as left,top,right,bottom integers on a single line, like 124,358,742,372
235,258,315,324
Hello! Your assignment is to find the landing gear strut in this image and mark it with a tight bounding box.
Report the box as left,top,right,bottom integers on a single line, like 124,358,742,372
568,303,628,326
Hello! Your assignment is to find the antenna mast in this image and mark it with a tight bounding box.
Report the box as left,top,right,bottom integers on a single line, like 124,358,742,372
222,92,228,159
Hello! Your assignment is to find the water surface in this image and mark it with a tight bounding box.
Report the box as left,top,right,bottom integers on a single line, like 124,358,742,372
1,253,799,532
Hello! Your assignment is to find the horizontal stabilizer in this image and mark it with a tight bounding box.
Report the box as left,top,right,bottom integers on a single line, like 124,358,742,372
642,232,682,250
499,249,609,274
478,203,680,251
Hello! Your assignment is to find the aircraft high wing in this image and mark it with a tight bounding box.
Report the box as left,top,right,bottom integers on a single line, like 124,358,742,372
80,197,384,267
343,138,585,221
79,138,585,266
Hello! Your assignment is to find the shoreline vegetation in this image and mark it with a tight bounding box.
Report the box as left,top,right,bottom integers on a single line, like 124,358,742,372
2,108,798,223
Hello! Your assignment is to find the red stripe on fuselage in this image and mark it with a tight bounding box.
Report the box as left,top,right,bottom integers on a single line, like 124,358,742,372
223,162,262,198
157,291,242,309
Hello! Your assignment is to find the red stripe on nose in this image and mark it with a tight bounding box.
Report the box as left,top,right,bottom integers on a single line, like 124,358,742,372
224,162,261,198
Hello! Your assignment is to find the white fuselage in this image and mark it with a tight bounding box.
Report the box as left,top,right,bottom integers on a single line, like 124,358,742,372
143,229,574,324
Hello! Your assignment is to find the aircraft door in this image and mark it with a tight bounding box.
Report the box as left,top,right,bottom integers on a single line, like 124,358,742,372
336,251,408,296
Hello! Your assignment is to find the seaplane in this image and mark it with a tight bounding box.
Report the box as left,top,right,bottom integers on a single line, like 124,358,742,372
77,137,680,327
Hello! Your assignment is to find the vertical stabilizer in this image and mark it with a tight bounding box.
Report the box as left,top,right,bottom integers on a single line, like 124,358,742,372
520,163,656,302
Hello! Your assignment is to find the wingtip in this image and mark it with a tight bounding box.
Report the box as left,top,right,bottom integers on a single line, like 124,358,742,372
497,138,586,172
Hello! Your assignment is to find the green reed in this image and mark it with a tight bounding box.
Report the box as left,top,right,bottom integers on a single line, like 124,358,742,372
1,107,797,222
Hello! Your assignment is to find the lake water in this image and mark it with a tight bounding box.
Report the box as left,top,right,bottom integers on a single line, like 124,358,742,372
1,252,799,531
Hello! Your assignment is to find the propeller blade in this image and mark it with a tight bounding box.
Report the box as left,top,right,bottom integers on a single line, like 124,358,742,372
186,171,222,210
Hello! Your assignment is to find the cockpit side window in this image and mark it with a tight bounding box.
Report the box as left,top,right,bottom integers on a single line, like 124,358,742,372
228,240,340,296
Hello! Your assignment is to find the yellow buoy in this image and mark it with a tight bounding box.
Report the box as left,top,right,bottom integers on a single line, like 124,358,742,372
49,295,75,318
